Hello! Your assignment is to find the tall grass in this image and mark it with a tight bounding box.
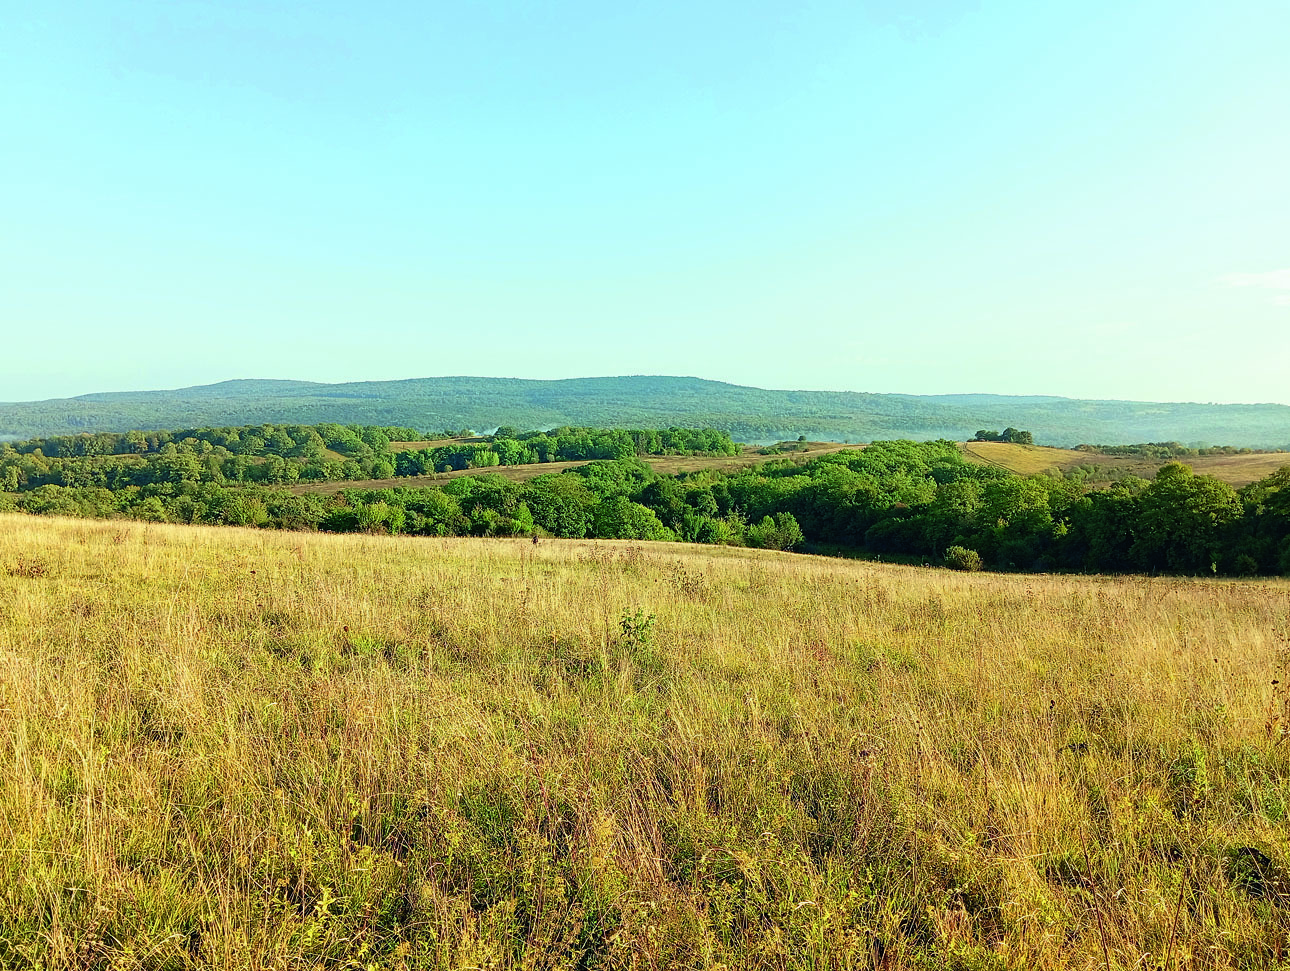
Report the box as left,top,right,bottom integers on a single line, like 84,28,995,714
1,513,1288,969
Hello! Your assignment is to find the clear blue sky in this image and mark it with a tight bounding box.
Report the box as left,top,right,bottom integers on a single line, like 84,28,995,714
3,0,1288,404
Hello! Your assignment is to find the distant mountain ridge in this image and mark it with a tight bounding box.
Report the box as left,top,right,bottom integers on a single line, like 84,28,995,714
3,375,1289,448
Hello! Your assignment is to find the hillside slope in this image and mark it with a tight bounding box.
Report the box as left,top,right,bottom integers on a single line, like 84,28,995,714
4,374,1290,447
2,516,1287,968
962,441,1290,486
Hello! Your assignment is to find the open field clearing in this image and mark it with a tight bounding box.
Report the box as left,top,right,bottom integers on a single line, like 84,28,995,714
291,442,863,496
1189,453,1290,485
963,442,1290,486
962,442,1126,476
2,515,1289,968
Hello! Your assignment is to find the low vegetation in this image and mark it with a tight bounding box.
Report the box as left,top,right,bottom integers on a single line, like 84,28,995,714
2,515,1288,968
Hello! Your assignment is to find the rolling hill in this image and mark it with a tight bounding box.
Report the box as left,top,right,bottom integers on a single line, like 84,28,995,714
5,515,1288,967
3,374,1290,448
960,441,1290,486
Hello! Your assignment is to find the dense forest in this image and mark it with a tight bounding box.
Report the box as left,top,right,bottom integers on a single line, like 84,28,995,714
4,427,1289,576
0,423,738,491
5,375,1290,447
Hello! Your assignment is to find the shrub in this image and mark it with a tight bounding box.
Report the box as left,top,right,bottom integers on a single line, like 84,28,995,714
944,545,984,571
747,512,804,551
694,515,743,546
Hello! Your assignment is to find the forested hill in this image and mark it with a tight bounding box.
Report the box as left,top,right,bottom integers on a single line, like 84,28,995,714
3,375,1290,447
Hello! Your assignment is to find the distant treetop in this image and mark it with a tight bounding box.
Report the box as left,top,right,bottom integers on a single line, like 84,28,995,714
973,428,1034,445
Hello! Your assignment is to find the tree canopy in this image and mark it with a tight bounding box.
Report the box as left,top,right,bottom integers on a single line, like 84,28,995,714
3,424,1288,577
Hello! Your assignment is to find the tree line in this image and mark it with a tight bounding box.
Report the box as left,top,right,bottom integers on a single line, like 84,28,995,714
972,427,1034,444
1075,441,1276,459
6,423,424,459
3,433,1289,576
0,424,738,492
393,427,737,474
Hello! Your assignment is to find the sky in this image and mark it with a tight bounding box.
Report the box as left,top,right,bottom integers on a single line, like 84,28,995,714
2,0,1288,405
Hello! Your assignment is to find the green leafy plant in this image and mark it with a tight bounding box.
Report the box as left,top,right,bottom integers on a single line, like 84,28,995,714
944,545,984,571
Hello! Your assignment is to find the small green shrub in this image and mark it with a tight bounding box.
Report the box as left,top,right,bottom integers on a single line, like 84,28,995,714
747,512,804,551
617,609,655,650
944,545,984,571
615,609,665,679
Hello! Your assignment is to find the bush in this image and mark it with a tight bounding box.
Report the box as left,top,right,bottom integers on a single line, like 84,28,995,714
945,545,984,571
694,515,742,546
1233,553,1259,576
747,512,804,551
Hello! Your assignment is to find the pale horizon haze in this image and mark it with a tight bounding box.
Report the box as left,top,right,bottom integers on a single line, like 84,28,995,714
3,0,1288,405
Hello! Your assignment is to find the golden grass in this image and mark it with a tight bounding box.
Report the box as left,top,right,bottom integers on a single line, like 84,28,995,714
2,513,1289,969
961,442,1101,475
962,442,1290,486
1189,453,1290,484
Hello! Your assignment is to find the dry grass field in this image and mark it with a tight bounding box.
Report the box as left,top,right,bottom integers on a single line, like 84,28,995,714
292,443,863,496
1188,453,1290,485
962,442,1290,487
961,443,1118,476
2,514,1289,969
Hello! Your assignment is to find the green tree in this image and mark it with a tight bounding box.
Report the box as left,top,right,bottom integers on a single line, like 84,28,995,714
1236,465,1290,574
976,477,1058,568
746,512,805,551
592,495,673,540
524,475,596,538
1131,463,1241,573
156,444,204,484
924,478,984,552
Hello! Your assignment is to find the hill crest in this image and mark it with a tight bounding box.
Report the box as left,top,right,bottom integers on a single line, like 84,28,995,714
3,374,1290,448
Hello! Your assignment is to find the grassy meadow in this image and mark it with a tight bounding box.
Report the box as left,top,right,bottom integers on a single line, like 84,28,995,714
2,514,1290,969
961,442,1290,487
